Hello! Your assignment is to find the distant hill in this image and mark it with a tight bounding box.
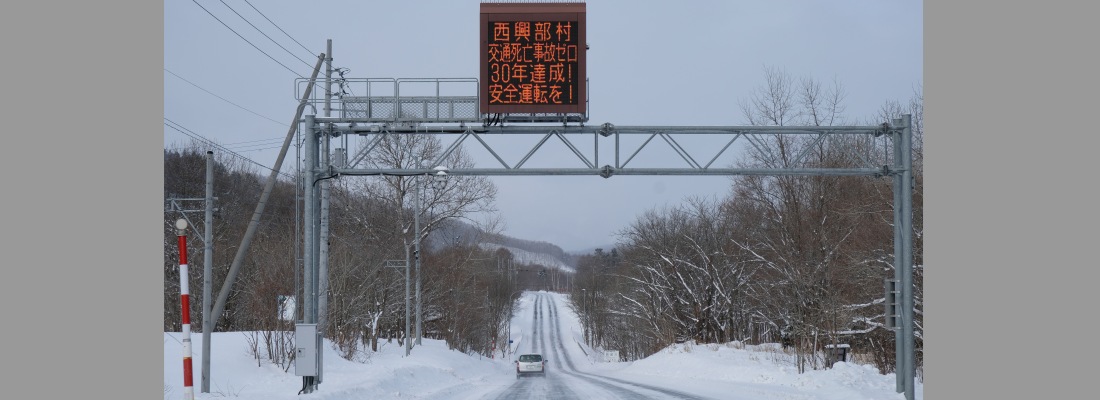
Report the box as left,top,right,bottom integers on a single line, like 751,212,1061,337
566,245,617,257
426,219,577,271
477,242,575,273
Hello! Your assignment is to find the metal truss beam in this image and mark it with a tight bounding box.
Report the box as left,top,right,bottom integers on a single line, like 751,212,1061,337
331,167,884,177
321,119,897,177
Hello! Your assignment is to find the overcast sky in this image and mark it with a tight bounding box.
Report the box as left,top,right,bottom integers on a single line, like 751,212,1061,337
164,0,923,253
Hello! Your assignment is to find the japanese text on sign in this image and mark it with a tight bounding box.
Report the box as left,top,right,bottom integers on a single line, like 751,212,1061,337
486,20,579,106
480,2,586,114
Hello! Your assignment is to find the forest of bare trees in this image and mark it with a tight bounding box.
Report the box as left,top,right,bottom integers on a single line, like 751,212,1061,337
568,67,923,375
165,134,536,364
165,66,921,377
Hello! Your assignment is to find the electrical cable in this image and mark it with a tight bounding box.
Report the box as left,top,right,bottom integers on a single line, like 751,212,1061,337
216,0,314,69
164,118,295,180
165,68,286,127
243,0,316,56
222,136,287,147
190,0,305,78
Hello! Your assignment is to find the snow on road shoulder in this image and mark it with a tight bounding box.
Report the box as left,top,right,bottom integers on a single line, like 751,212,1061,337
588,341,916,400
164,333,516,400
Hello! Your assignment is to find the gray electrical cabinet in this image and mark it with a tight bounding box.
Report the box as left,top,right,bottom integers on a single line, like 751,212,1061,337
294,324,317,376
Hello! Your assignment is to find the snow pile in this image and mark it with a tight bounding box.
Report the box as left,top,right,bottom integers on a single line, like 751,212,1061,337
163,333,514,400
595,341,912,400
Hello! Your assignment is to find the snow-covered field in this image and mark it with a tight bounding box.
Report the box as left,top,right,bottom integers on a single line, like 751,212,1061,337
164,291,921,399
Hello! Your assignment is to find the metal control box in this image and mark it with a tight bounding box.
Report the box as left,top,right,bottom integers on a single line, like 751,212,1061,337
294,324,317,376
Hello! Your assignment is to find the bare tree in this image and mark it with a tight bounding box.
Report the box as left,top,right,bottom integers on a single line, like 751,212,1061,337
740,65,799,126
583,67,921,374
356,133,498,242
799,75,847,127
316,132,499,358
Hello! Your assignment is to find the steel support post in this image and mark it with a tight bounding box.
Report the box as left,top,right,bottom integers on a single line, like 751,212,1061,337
900,114,915,400
317,125,331,384
892,115,915,400
892,123,904,392
310,120,323,390
302,115,318,393
415,163,423,346
405,245,412,356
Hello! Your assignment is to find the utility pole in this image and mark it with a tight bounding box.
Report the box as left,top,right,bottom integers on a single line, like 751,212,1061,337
324,39,332,118
209,53,324,369
316,39,334,386
201,151,214,393
163,167,217,394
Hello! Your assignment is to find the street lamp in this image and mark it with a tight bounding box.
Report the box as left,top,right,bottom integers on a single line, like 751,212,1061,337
414,165,447,346
581,288,588,345
446,288,456,344
433,165,448,190
383,259,410,357
506,289,524,358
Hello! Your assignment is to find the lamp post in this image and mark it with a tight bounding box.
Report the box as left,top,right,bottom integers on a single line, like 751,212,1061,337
507,290,524,358
413,162,422,346
581,288,588,345
414,165,448,346
383,259,410,356
415,166,448,346
447,288,456,344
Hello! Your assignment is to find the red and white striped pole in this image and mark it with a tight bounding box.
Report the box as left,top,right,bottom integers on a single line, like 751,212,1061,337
175,219,195,400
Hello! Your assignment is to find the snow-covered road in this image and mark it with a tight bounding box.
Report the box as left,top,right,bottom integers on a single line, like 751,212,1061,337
475,293,703,399
164,291,916,399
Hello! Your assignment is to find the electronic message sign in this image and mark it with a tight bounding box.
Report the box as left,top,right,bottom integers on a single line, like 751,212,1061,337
480,2,586,114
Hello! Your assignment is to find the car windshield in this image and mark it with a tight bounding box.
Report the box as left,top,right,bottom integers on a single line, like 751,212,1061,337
518,354,542,362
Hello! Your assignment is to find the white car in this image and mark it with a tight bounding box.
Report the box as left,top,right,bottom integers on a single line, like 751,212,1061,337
515,353,547,378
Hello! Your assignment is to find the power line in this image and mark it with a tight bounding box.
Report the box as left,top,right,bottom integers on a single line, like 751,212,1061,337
216,0,314,69
164,118,295,180
165,68,287,127
164,119,295,181
234,144,293,153
231,0,347,101
190,0,305,78
224,139,288,152
242,0,316,56
222,136,287,147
